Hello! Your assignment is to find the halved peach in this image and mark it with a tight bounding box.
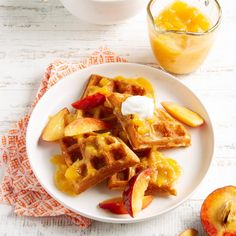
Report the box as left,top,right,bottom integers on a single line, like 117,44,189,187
64,118,110,136
123,168,152,217
161,101,204,127
99,195,153,215
201,186,236,236
41,108,69,141
179,229,199,236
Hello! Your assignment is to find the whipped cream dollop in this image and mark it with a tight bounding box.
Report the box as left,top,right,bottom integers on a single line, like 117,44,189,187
121,96,154,119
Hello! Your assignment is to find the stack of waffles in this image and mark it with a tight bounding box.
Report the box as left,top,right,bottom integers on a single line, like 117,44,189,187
54,74,191,196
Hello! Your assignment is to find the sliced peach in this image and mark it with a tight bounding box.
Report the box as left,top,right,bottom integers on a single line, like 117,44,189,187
64,112,77,125
161,101,204,127
64,118,110,136
99,197,128,214
41,108,69,141
71,93,106,110
201,186,236,236
123,168,152,217
99,195,153,215
179,228,199,236
142,195,154,209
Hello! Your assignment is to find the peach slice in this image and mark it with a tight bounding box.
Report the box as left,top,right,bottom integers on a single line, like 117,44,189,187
179,229,199,236
99,197,128,214
123,168,152,217
64,112,77,125
64,118,110,136
71,93,106,110
201,186,236,236
99,195,153,215
161,101,204,127
41,108,69,141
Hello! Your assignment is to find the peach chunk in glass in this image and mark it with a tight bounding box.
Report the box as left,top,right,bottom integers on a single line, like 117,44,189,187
148,0,215,74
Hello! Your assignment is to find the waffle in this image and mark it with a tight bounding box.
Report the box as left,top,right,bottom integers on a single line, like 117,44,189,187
82,74,153,98
82,74,115,98
142,150,182,195
81,74,154,119
108,149,181,196
80,74,154,142
107,93,191,150
59,137,82,167
108,166,141,190
63,132,140,194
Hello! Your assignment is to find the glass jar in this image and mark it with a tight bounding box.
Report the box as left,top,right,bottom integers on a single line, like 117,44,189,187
147,0,222,74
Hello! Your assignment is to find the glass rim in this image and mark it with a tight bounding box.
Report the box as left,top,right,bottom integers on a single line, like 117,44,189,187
147,0,222,36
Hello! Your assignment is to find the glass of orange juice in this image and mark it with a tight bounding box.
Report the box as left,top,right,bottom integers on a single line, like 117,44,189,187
147,0,221,74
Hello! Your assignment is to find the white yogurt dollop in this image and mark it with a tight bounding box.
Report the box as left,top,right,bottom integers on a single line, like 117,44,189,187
121,96,154,119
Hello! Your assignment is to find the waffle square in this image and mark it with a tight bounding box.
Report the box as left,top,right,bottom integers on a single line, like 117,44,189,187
80,74,153,141
108,149,181,196
61,133,140,194
59,137,82,167
107,93,191,150
82,74,150,98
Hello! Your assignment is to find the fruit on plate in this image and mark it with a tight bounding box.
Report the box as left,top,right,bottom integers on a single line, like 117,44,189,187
64,112,77,125
99,195,153,215
179,228,199,236
123,168,152,217
161,101,204,127
71,93,106,110
42,108,69,141
64,117,110,136
200,186,236,236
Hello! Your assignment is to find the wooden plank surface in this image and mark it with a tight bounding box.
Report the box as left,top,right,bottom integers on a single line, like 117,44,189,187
0,0,235,235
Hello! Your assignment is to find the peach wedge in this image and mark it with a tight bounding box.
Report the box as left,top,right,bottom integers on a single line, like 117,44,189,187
64,118,110,136
123,168,152,218
161,101,204,127
41,108,69,141
99,195,153,215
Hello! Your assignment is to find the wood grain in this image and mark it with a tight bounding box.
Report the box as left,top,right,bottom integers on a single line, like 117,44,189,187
0,0,235,235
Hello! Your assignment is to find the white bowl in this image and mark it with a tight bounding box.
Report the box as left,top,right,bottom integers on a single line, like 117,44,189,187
60,0,149,25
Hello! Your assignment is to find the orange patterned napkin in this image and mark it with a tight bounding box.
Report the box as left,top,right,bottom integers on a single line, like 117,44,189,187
0,46,127,228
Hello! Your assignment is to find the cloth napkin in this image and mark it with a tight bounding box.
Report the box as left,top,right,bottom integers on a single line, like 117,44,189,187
0,46,127,228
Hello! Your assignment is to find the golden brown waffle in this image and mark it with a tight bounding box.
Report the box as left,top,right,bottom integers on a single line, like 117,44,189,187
81,74,153,119
82,74,152,98
63,133,140,194
80,74,115,125
108,166,141,190
107,93,191,150
142,150,182,195
59,137,82,167
108,149,181,196
81,74,115,98
80,74,154,142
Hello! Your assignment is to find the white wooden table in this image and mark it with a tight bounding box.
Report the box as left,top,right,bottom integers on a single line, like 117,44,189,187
0,0,235,235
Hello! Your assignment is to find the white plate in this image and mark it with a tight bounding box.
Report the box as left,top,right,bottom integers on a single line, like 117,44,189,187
26,63,214,223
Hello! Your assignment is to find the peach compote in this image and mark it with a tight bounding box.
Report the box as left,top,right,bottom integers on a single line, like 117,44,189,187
155,1,211,33
51,155,76,195
148,0,217,74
